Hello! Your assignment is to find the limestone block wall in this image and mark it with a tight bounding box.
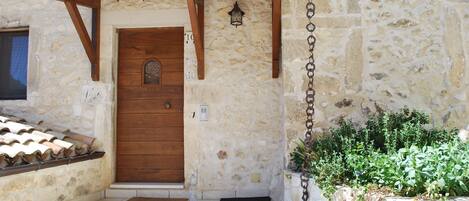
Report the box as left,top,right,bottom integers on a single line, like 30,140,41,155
0,0,105,137
99,0,284,199
3,0,285,200
0,0,283,197
0,160,107,201
0,1,110,201
1,0,467,200
282,0,469,156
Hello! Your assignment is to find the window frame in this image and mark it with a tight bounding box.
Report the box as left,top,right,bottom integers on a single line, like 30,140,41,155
0,27,30,101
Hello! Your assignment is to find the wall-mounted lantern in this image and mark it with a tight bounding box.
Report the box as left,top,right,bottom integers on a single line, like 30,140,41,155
228,1,245,28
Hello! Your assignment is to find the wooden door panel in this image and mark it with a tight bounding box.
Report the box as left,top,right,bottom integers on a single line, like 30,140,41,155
117,169,184,183
119,45,184,59
117,127,183,142
118,113,183,128
118,142,184,155
118,98,183,114
118,73,141,87
118,72,183,87
118,155,184,169
118,87,183,100
119,28,184,47
119,58,183,73
162,72,184,86
117,27,184,183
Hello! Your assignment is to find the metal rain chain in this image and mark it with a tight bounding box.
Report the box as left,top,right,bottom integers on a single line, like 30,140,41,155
301,0,317,201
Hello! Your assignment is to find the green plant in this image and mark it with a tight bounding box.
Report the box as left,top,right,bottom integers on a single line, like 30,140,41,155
290,108,462,199
290,139,309,172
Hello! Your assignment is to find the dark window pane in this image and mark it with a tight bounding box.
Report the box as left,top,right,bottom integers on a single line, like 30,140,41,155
0,30,28,100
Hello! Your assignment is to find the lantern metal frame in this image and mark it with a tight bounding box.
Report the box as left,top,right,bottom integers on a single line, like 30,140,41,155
228,1,245,28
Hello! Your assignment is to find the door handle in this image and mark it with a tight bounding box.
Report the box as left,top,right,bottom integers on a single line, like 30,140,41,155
164,101,172,109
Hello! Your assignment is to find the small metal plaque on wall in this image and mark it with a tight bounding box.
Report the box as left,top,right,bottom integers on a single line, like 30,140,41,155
199,105,209,121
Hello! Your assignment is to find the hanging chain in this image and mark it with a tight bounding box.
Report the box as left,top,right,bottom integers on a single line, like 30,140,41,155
301,0,317,201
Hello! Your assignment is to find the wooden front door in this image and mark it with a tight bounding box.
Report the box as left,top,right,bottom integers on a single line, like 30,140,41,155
117,27,184,183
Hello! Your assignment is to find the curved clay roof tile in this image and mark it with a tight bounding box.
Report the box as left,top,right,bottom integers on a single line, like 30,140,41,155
2,133,33,144
26,142,52,155
0,113,98,169
0,116,9,123
0,123,9,132
52,139,75,157
63,138,89,155
41,141,64,158
31,131,56,142
63,131,95,146
20,133,48,143
0,154,7,168
4,122,34,134
52,139,74,149
0,136,20,145
0,143,25,158
12,143,41,156
5,155,23,166
46,131,67,140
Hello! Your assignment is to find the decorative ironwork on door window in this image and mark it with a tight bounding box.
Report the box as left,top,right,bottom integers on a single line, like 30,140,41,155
143,59,162,85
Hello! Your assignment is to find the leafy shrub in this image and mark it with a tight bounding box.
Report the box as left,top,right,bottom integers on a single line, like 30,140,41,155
290,108,463,199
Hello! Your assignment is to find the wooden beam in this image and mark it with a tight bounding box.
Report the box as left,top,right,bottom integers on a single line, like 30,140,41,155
198,0,204,51
272,0,281,78
91,7,100,81
0,27,29,33
187,0,205,80
64,0,95,65
63,0,100,81
58,0,99,8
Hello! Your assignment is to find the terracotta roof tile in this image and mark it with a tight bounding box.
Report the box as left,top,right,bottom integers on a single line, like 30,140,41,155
0,155,6,168
4,121,34,133
0,123,9,132
0,114,97,169
46,131,67,140
0,136,19,145
0,116,9,123
63,130,95,146
21,133,48,143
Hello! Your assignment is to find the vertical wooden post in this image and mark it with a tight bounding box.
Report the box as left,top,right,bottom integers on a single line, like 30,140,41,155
187,0,205,80
91,7,100,81
198,0,204,51
272,0,281,78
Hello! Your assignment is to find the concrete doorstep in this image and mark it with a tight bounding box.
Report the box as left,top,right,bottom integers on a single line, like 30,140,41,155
100,199,218,201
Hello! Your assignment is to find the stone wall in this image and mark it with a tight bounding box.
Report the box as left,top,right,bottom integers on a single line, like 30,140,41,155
0,1,111,201
1,0,468,200
282,0,469,156
99,0,284,199
0,0,101,136
1,0,284,200
0,160,107,201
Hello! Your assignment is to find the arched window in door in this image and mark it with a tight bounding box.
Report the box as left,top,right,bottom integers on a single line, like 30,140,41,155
143,59,161,85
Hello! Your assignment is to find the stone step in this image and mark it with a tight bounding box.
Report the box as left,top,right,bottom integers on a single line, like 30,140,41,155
99,200,219,201
105,188,269,200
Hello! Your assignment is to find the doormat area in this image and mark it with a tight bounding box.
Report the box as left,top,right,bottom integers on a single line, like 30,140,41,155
221,197,271,201
127,198,187,201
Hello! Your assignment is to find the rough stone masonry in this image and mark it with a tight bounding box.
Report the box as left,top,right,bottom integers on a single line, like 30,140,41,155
0,0,467,201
